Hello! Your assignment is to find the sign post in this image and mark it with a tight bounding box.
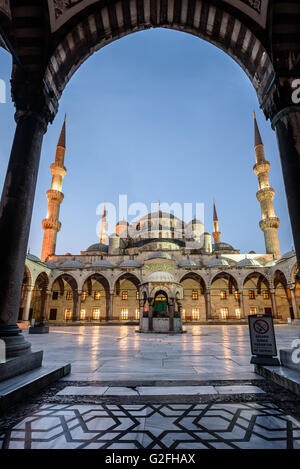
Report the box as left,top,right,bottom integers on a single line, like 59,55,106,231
248,314,280,365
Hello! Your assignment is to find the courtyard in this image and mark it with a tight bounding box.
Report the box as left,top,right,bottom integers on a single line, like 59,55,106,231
1,324,300,450
26,324,297,382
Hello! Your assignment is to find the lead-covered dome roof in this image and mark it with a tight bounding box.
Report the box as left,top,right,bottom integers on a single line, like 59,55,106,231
236,258,262,267
60,259,84,269
119,259,142,268
86,243,108,253
90,259,114,268
146,271,176,282
207,258,230,268
147,251,172,260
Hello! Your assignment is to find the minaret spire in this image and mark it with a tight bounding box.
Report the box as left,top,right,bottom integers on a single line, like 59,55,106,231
99,202,108,244
253,113,281,259
41,116,67,262
212,199,221,244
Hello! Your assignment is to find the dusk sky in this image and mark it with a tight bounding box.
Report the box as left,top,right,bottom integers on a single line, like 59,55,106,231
0,28,294,257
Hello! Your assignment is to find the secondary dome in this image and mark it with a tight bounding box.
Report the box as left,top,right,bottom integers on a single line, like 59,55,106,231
119,259,142,268
44,262,57,269
236,258,262,267
207,258,230,268
281,251,295,260
213,242,235,251
26,253,41,263
146,271,176,282
60,259,84,269
178,258,199,267
90,259,113,268
147,251,172,260
86,243,108,253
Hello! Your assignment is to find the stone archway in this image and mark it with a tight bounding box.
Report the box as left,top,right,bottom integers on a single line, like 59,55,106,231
45,1,274,106
49,273,79,322
180,272,207,321
242,271,271,318
30,272,50,325
113,272,141,321
0,1,300,356
81,273,111,321
273,270,292,322
210,271,240,321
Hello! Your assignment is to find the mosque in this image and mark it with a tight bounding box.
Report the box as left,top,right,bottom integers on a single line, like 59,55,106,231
18,115,300,329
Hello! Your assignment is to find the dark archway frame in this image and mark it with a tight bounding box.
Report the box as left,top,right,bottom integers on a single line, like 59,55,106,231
0,0,299,357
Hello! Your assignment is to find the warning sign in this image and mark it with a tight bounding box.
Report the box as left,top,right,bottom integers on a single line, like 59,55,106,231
248,314,277,357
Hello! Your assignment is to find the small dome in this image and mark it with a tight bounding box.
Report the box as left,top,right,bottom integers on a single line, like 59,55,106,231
147,271,176,282
281,251,295,260
26,253,41,263
147,251,172,260
178,258,200,267
86,243,108,253
119,259,142,268
90,259,114,268
207,258,230,268
60,259,84,269
213,242,235,251
44,262,57,269
236,258,262,268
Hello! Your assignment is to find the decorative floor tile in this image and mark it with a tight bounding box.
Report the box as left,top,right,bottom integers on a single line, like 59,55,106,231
1,402,299,449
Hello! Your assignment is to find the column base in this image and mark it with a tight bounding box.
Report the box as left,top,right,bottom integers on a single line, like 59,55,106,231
0,324,31,358
29,326,49,334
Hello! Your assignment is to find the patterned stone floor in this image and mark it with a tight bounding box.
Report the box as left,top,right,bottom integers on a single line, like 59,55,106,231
1,401,300,449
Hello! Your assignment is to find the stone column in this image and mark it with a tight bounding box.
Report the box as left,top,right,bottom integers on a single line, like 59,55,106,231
239,291,246,320
40,290,51,324
289,285,299,319
72,290,81,322
23,285,34,321
204,289,211,321
169,299,174,332
270,289,278,319
109,292,114,321
272,108,300,267
0,104,51,356
148,298,153,332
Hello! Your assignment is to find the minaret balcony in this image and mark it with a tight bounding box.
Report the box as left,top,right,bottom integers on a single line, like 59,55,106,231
256,187,275,202
253,161,270,176
42,218,61,231
50,163,67,178
46,189,64,203
259,217,280,230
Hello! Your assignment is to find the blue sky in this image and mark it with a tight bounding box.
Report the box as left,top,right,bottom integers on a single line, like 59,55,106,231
0,28,294,257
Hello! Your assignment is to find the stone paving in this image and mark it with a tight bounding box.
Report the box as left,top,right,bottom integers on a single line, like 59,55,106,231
25,324,298,382
1,325,299,449
1,401,300,449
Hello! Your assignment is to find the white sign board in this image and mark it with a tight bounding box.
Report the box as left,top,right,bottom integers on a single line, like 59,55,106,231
248,314,277,357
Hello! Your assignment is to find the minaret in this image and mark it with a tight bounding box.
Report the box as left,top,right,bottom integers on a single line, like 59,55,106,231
212,200,221,244
41,115,67,262
99,202,108,244
253,113,281,259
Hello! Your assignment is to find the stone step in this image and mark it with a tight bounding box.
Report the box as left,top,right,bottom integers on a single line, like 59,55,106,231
0,363,70,414
56,384,265,397
255,364,300,396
